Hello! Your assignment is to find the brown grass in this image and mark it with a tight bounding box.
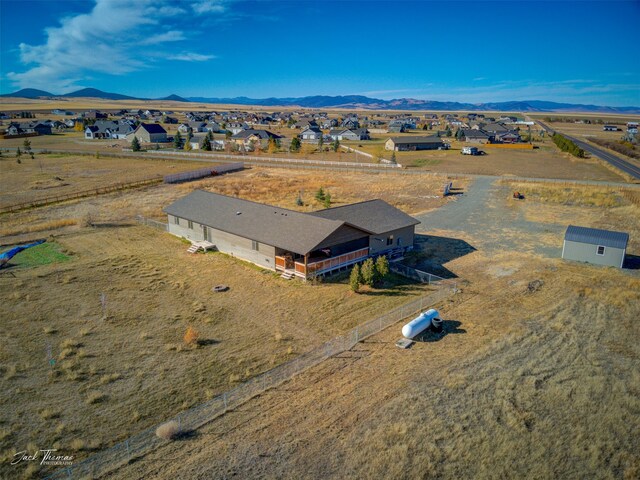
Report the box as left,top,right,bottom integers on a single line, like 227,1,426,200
504,181,624,207
0,218,77,237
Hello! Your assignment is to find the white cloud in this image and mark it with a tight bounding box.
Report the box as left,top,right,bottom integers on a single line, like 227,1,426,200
167,52,216,62
6,0,219,92
140,30,186,45
193,0,227,14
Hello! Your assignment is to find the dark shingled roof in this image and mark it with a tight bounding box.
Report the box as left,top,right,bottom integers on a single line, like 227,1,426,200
387,135,443,145
163,190,362,255
138,123,167,134
310,199,420,234
564,225,629,249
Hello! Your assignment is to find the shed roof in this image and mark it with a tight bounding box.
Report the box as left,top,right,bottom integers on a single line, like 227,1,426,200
163,190,361,255
387,135,443,145
310,199,420,235
564,225,629,249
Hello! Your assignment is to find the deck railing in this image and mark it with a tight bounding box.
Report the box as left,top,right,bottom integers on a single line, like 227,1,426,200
298,247,369,277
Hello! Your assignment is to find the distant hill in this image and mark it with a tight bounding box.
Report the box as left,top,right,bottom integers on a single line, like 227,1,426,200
2,87,638,113
61,88,139,100
185,95,640,114
0,88,55,98
159,94,190,102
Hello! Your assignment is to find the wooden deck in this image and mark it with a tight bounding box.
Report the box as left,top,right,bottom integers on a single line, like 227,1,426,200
276,247,369,279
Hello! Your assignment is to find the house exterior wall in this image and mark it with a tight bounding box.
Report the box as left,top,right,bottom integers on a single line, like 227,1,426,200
562,240,625,268
369,226,415,255
167,214,276,269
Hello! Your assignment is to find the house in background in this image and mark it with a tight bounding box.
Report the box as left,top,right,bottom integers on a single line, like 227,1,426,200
462,128,493,144
231,129,281,148
329,128,370,141
562,225,629,268
385,135,444,151
164,191,419,280
126,123,168,143
299,126,323,142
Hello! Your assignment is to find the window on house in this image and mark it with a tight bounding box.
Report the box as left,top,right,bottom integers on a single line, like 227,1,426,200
187,220,193,229
386,235,394,246
174,216,180,225
596,245,605,255
252,240,259,251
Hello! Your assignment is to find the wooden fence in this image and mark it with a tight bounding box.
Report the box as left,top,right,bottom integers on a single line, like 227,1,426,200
0,177,163,214
483,143,535,149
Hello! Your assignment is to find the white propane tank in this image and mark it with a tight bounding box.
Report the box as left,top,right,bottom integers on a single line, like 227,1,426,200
402,309,440,339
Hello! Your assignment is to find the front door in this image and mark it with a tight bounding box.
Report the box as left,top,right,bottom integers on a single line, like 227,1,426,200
202,225,210,242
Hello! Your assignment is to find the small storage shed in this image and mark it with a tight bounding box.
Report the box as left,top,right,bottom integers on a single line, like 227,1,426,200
562,225,629,268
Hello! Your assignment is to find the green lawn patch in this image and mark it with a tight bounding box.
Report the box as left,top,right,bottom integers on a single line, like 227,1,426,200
4,242,71,268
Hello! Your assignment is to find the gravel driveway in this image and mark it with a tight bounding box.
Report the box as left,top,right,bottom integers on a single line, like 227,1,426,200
415,176,565,258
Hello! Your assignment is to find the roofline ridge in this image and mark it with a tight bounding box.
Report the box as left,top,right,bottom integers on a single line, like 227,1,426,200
192,189,343,225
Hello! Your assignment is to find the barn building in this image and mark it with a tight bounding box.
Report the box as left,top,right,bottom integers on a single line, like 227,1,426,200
164,191,419,279
562,225,629,268
385,135,444,151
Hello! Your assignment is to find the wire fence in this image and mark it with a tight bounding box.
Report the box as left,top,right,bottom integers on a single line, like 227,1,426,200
390,262,457,289
134,216,167,231
43,284,454,480
0,177,163,214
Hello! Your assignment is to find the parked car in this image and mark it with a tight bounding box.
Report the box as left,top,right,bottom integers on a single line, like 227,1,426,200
461,146,478,155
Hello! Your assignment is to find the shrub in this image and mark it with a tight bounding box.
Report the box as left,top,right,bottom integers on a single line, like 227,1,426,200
349,264,361,293
86,392,106,405
156,420,181,440
552,133,585,158
375,256,390,284
183,326,199,346
360,258,376,287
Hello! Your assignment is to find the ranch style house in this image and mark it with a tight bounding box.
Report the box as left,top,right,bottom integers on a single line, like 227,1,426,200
164,190,419,279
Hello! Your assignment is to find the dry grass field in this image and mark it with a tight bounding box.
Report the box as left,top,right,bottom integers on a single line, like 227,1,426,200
344,137,628,181
0,165,464,241
0,154,200,208
103,248,640,480
0,226,440,479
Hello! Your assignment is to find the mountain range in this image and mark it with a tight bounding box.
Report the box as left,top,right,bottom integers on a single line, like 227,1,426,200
2,88,638,114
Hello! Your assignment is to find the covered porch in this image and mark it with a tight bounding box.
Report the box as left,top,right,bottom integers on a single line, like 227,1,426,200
276,246,369,279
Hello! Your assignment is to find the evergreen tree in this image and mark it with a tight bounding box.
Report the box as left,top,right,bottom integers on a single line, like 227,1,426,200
360,258,376,287
206,130,213,141
290,137,301,152
173,131,182,149
23,139,32,153
455,128,464,140
349,264,361,293
445,127,452,137
16,147,22,158
390,151,397,164
318,135,324,151
323,191,331,208
131,136,141,152
202,136,212,151
332,138,340,152
225,130,232,139
375,256,390,285
315,187,325,202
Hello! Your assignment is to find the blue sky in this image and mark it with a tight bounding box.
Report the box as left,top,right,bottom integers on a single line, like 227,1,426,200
1,0,639,106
